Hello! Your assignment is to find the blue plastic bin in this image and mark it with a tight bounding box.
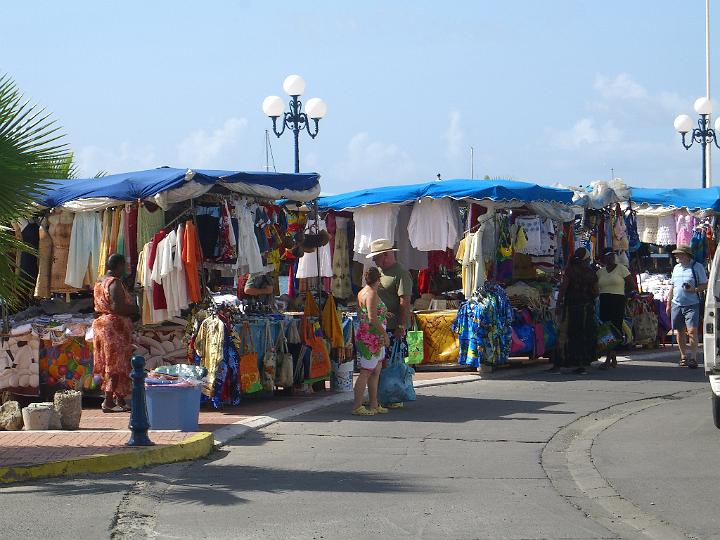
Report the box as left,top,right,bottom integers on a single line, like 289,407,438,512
145,383,201,431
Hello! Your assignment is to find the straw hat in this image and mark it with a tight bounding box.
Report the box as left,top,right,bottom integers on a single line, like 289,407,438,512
366,238,398,259
672,245,692,257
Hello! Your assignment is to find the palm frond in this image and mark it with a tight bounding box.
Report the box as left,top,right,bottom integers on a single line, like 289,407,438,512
0,73,73,307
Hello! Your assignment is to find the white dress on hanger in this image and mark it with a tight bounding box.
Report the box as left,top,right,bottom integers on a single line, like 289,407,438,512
655,214,676,246
352,204,400,261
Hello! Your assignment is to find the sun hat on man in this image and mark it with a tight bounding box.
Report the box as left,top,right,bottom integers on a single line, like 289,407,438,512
672,245,693,257
366,238,398,259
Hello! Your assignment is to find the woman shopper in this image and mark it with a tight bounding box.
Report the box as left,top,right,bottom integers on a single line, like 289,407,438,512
352,267,390,416
596,248,634,369
555,247,599,374
92,253,139,412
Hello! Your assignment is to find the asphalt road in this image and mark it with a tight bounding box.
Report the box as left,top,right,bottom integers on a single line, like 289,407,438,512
1,354,716,539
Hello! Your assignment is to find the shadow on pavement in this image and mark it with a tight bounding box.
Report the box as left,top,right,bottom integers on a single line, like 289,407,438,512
280,394,575,423
521,359,708,384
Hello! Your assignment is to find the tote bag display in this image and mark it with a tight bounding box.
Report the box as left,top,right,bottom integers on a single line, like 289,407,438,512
237,321,262,394
405,318,424,365
261,321,276,392
274,326,294,388
303,319,331,383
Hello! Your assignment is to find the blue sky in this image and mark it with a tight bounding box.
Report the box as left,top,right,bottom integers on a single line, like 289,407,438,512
2,1,716,191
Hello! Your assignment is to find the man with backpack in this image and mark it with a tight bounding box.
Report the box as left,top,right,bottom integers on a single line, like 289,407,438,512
667,245,707,369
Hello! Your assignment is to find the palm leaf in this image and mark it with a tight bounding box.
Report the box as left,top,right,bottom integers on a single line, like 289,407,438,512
0,73,73,308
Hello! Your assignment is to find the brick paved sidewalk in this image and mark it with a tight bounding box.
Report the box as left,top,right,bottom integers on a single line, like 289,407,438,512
0,370,476,471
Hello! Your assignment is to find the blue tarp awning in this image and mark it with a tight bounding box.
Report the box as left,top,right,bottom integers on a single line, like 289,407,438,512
630,186,720,212
317,179,574,211
37,167,321,208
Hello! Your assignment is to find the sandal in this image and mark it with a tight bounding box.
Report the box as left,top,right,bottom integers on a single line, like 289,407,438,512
102,405,125,413
679,357,687,367
352,406,376,416
688,358,698,369
373,406,389,414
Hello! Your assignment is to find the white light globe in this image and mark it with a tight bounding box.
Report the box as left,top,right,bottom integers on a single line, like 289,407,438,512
715,117,720,132
674,114,693,133
694,96,712,115
262,95,284,117
283,74,305,96
305,98,327,119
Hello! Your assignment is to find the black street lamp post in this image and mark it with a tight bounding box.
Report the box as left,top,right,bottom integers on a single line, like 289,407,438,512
262,75,327,173
674,97,720,188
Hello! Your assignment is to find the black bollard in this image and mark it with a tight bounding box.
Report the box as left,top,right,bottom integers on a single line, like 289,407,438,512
126,355,154,447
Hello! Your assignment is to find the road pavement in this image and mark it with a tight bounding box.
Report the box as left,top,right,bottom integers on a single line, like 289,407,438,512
1,354,715,539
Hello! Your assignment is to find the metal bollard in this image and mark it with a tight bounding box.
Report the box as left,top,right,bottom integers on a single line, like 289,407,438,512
126,355,154,447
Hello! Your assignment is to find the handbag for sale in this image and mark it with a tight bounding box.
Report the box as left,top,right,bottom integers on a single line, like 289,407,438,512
237,321,262,394
378,341,417,404
303,319,331,383
274,325,294,388
405,318,424,365
261,321,276,392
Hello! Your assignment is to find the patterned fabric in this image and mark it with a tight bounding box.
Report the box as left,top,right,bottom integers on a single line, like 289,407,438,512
92,277,133,396
356,299,388,360
415,310,459,364
452,284,513,367
331,217,352,299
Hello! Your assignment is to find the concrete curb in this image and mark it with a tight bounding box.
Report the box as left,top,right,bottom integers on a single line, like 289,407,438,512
0,431,213,485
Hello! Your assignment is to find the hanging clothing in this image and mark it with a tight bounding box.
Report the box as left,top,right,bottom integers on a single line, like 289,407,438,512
395,205,428,270
234,203,264,274
135,244,153,326
408,198,460,251
48,210,77,293
182,220,202,303
65,211,102,289
194,316,225,397
296,218,333,279
136,204,165,254
352,204,400,259
331,216,352,299
656,214,676,246
34,221,52,299
321,294,345,348
97,209,112,277
158,229,188,319
123,204,138,269
637,215,658,244
514,216,543,255
148,230,168,318
675,211,697,246
108,207,122,254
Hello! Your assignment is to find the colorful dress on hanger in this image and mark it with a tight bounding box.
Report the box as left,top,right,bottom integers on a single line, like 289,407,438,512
331,216,352,299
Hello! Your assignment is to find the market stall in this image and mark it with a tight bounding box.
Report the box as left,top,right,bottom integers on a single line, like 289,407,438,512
316,179,579,369
2,166,328,406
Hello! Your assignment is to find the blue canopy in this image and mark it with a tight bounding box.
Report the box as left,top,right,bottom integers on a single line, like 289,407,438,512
37,167,321,208
630,186,720,212
318,179,574,211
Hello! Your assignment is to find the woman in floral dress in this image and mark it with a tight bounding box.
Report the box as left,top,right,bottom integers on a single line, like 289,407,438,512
93,253,139,412
352,267,390,416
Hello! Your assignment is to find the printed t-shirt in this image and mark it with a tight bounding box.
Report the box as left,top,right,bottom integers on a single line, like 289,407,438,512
597,264,630,296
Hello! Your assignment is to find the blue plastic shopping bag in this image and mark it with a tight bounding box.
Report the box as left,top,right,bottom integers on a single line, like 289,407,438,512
378,341,417,404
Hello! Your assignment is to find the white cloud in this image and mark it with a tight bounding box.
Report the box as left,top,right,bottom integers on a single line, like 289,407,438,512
444,110,464,159
177,117,248,167
546,118,621,151
332,132,416,188
76,142,157,177
594,73,648,100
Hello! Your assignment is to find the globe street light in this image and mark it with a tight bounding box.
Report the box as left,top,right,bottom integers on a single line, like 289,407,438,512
674,97,720,188
263,75,326,173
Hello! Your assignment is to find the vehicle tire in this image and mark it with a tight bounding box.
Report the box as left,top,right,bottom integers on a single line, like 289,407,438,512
713,392,720,429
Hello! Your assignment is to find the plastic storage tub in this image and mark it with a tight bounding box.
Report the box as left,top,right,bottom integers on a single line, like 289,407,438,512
145,383,201,431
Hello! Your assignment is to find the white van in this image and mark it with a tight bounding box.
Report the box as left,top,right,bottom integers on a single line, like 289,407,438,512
703,248,720,428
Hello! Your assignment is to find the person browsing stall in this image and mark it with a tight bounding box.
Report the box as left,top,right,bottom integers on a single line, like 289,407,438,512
666,245,707,369
368,238,412,407
596,248,634,370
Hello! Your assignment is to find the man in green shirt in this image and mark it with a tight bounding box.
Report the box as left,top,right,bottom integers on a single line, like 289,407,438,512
368,239,413,407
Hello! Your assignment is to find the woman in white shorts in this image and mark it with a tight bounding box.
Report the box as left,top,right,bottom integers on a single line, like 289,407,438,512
352,267,390,416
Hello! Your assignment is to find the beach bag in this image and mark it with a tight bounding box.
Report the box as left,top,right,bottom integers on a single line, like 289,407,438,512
274,327,294,388
378,342,416,404
303,320,331,383
261,321,276,392
621,319,634,346
237,322,262,394
405,318,424,365
627,297,658,343
596,321,622,352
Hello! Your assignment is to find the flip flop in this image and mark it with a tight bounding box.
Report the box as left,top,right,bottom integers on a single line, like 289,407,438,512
102,405,125,413
352,406,376,416
688,358,698,369
679,357,687,367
